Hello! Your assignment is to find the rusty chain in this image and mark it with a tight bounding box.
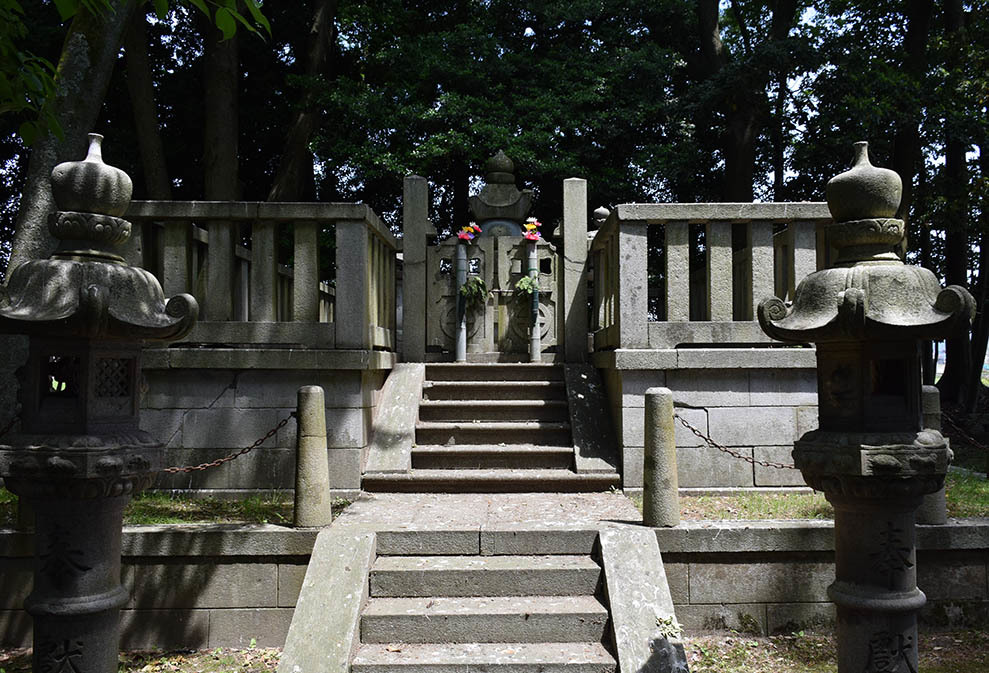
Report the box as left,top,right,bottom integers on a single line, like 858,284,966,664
673,411,797,470
162,412,296,474
0,414,19,440
941,411,989,455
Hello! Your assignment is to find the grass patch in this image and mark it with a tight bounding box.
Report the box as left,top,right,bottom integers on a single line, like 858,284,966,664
684,630,989,672
629,469,987,521
1,631,986,673
945,469,989,518
0,489,351,526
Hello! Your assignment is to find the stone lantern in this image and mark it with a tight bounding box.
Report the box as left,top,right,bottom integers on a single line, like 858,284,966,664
758,141,973,672
0,134,197,673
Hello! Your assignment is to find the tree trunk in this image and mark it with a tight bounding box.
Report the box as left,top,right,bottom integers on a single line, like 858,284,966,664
6,0,137,278
124,8,172,200
267,0,337,202
936,0,970,404
963,149,989,413
891,0,934,224
203,22,239,200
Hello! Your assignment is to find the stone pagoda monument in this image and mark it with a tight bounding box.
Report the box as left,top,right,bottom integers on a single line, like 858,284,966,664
0,134,197,673
758,141,973,672
468,150,533,236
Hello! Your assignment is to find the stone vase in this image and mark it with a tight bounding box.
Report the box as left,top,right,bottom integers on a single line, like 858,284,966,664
825,141,901,222
51,133,133,217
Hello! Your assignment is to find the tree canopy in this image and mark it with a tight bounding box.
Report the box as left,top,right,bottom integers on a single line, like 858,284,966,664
1,0,987,399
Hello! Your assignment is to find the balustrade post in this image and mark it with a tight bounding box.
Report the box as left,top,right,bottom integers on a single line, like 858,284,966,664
665,222,689,322
562,178,588,362
335,220,371,349
616,220,649,348
705,221,733,320
292,220,319,322
206,222,234,320
251,219,278,321
402,176,430,361
749,222,774,320
792,219,818,283
162,221,189,299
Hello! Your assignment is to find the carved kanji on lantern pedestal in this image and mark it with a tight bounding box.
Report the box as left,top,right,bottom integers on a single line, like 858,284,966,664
0,134,197,673
758,141,973,673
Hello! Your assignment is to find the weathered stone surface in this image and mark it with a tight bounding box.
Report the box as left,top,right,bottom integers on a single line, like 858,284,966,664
619,405,645,447
600,525,688,673
277,528,375,673
917,558,988,600
0,609,31,647
182,409,285,449
139,408,186,447
689,561,832,604
676,446,754,488
766,603,835,635
616,370,665,408
672,407,709,448
361,595,608,644
365,363,425,473
749,369,817,407
278,406,368,449
119,524,318,557
480,528,598,556
566,364,620,473
0,561,32,609
124,562,278,609
352,641,617,673
667,370,749,407
675,603,767,635
753,447,805,486
375,529,481,555
119,609,209,650
708,407,797,446
623,446,644,489
209,607,293,648
563,178,589,363
664,562,689,604
277,563,308,607
675,348,816,370
615,201,831,225
643,387,679,527
294,386,332,527
328,447,363,490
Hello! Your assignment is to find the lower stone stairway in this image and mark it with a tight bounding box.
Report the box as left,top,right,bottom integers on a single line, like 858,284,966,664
363,363,621,493
352,534,616,673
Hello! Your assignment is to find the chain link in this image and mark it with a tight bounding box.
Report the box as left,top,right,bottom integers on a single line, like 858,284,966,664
673,411,797,470
941,411,989,454
0,414,19,440
162,412,296,474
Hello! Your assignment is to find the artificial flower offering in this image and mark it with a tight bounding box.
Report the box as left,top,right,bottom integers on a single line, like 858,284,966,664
457,223,481,241
523,218,541,241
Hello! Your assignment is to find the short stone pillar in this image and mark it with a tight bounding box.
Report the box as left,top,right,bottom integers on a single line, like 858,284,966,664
758,141,973,673
294,386,333,527
917,385,947,525
643,387,679,528
0,134,198,673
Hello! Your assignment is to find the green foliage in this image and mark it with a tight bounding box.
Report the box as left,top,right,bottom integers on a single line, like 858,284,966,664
459,274,490,313
514,274,539,298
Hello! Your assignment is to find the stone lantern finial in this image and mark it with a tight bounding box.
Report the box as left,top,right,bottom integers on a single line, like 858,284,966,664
757,141,974,673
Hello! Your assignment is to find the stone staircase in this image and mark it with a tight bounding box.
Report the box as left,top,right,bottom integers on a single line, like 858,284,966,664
363,363,621,492
351,535,617,673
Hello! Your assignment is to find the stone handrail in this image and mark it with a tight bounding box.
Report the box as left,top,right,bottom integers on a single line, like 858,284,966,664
125,201,398,350
590,202,832,350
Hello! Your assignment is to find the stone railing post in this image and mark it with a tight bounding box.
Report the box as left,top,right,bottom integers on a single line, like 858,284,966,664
917,385,947,525
206,221,234,320
643,387,680,527
335,219,370,349
402,176,430,361
294,386,332,528
562,178,588,362
616,219,649,348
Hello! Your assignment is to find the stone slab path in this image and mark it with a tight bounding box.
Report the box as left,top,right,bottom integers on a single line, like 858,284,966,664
334,492,642,529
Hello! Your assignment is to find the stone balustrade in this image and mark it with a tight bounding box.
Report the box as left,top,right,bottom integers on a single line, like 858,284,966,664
125,201,398,350
590,202,831,350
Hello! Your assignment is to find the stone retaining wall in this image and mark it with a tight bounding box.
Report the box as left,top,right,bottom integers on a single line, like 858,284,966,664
2,519,985,649
596,348,818,490
140,348,392,498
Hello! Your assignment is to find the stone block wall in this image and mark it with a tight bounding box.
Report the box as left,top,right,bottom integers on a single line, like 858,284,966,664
2,520,985,649
140,350,390,498
597,348,818,490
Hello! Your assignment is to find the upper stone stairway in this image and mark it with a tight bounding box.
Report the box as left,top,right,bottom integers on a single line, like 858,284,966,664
363,363,621,493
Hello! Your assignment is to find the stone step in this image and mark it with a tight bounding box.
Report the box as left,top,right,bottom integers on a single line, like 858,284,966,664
352,642,617,673
426,363,565,382
419,400,570,423
415,422,572,446
369,555,602,597
423,381,567,402
361,596,609,644
412,445,573,470
362,469,621,493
